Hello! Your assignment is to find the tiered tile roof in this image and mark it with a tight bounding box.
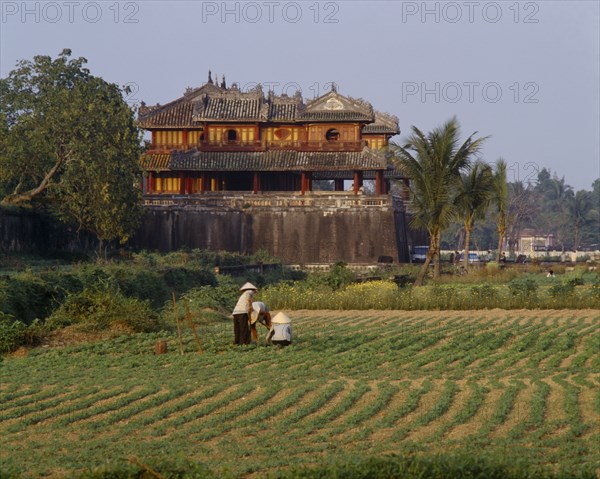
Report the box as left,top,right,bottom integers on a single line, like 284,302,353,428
146,149,388,172
138,78,399,132
363,111,401,135
139,149,406,179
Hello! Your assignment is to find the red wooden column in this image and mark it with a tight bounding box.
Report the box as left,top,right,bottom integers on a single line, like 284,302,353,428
147,171,154,194
201,173,208,193
353,171,360,195
301,172,307,195
253,172,260,194
182,129,188,149
375,170,384,195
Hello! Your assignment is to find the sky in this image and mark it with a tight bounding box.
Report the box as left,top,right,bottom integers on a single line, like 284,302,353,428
1,0,599,191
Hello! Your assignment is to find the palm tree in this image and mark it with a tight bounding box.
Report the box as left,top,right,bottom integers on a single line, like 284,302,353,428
391,117,488,286
492,159,508,261
456,162,494,269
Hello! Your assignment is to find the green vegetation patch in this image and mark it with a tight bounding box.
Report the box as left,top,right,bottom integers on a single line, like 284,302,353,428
1,310,597,478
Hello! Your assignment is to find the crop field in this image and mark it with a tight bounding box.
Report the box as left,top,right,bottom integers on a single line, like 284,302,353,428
1,309,599,477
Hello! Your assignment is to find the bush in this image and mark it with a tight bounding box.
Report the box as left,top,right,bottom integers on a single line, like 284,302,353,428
0,314,47,354
0,313,26,354
567,276,584,287
508,277,538,297
471,284,498,301
46,285,162,333
162,267,217,293
304,262,356,291
548,281,576,298
0,273,55,325
181,278,239,314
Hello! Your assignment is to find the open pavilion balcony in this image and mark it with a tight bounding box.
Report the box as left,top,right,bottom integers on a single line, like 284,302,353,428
147,139,367,154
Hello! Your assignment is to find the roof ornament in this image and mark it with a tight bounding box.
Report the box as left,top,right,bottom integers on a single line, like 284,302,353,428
208,70,213,84
331,82,337,92
221,75,226,89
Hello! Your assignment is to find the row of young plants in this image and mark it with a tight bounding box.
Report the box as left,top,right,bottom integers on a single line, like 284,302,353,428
2,310,597,478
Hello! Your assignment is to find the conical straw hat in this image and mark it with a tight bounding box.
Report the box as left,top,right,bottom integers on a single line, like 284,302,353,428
240,282,257,291
271,312,291,324
250,302,267,324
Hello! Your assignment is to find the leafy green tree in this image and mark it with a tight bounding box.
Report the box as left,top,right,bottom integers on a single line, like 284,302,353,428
533,171,573,250
565,190,596,250
391,118,488,285
583,179,600,247
0,49,142,254
455,161,494,269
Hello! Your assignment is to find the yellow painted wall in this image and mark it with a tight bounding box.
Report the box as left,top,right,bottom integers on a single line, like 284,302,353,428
189,130,202,145
155,176,181,192
207,126,256,142
262,126,300,142
308,124,358,142
154,130,184,146
364,135,387,149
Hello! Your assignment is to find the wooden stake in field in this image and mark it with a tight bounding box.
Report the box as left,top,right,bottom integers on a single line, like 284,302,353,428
172,292,184,355
185,301,203,354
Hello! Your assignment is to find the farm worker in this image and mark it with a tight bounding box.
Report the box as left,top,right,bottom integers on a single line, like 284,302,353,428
232,282,257,345
267,312,293,347
250,301,272,344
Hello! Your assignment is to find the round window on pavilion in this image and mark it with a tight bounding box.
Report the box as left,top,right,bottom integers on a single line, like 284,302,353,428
325,129,340,142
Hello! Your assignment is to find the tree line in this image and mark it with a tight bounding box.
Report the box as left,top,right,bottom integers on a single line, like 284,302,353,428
391,119,599,286
1,51,597,270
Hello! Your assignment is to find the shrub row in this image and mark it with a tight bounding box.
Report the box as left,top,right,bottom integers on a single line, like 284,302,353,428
262,276,600,311
2,454,589,479
0,264,218,326
0,251,297,353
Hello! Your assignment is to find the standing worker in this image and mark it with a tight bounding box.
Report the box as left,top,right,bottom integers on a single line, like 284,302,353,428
232,282,257,345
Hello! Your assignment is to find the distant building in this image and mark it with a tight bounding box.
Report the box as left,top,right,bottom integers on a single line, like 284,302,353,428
133,73,413,263
138,72,405,196
510,228,555,254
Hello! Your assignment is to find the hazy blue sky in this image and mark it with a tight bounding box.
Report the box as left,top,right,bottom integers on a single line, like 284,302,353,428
1,0,598,191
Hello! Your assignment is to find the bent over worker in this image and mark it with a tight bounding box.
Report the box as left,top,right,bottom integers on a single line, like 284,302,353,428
232,282,257,345
250,301,272,344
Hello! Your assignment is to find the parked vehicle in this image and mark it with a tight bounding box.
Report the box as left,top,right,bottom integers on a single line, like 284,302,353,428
459,252,480,263
411,245,429,263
